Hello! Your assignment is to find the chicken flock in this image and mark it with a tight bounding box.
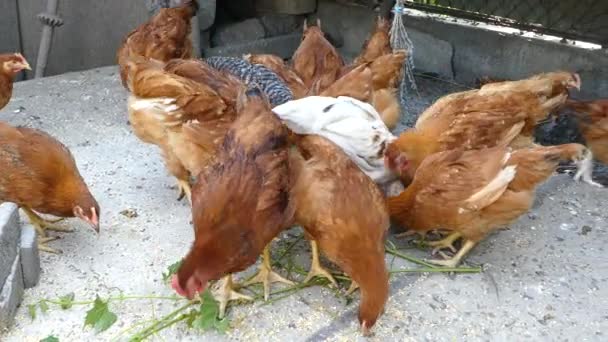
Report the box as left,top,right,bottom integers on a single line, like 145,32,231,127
0,0,607,336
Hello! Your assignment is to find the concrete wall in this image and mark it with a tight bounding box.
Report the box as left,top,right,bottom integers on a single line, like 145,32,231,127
314,0,608,99
0,1,22,54
17,0,149,78
0,1,24,81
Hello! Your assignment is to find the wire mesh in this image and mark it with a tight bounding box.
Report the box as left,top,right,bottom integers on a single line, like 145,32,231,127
403,0,608,46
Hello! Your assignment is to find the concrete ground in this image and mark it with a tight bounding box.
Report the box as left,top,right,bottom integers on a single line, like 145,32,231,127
0,66,607,341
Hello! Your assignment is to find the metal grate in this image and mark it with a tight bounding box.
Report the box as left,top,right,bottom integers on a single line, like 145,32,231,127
403,0,608,47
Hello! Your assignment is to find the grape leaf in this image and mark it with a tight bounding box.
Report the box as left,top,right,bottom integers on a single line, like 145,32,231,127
40,336,59,342
214,317,230,334
162,260,183,282
59,293,75,310
27,304,36,320
192,290,229,333
84,296,117,333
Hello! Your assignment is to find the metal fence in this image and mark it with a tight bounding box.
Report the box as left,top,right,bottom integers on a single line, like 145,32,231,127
403,0,608,47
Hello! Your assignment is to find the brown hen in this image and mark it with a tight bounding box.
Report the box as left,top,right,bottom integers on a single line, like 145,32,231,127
385,71,582,183
566,99,608,164
292,19,344,92
353,16,392,66
126,57,244,202
117,0,199,88
290,135,389,336
388,143,600,267
0,122,99,254
172,88,294,317
328,50,405,129
0,53,31,110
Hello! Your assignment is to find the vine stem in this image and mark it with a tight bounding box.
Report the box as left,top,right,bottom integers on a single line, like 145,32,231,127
389,267,481,274
384,247,438,268
129,301,196,341
43,295,182,307
131,313,190,341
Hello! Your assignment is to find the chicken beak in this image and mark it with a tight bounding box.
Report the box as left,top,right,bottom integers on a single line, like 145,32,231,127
90,207,100,233
360,321,371,336
21,61,32,71
90,221,100,234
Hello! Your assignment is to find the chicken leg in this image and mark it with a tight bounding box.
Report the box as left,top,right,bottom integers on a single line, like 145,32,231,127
211,274,253,319
345,280,359,296
304,240,338,287
22,207,72,254
176,179,192,204
426,239,476,268
425,232,462,255
243,246,294,301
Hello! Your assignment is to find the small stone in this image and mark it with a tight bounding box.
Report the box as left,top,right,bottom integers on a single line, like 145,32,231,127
559,223,576,232
580,225,592,235
120,209,139,218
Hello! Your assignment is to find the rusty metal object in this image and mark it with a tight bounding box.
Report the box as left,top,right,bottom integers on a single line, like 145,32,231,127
34,0,64,78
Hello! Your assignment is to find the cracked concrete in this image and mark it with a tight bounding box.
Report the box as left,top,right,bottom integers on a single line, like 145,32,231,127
0,66,607,341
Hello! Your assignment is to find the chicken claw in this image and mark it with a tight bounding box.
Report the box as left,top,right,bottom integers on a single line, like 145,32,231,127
37,236,62,254
304,240,338,287
211,274,253,319
425,232,462,255
426,239,477,268
345,280,359,296
243,246,294,301
22,207,74,233
176,179,192,204
395,230,424,239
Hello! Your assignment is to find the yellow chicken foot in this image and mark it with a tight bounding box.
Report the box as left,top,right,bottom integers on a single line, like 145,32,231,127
22,207,74,233
176,179,192,204
304,240,338,287
211,274,253,319
345,280,359,296
394,230,421,239
243,246,294,301
37,236,62,254
426,239,477,268
425,232,462,255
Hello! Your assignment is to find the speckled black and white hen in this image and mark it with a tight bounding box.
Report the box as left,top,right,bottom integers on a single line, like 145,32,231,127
204,56,294,107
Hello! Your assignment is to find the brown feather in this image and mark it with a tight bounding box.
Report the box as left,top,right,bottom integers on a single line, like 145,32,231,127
290,135,389,332
0,122,99,219
176,91,293,289
292,22,344,91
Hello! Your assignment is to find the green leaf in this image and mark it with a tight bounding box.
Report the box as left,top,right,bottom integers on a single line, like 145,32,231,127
214,318,230,334
27,304,37,320
84,296,117,333
162,260,183,282
40,336,60,342
192,290,219,330
39,301,49,313
192,289,229,333
59,293,75,310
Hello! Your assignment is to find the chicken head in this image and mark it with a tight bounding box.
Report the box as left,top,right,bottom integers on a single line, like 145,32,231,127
1,53,31,74
73,205,100,232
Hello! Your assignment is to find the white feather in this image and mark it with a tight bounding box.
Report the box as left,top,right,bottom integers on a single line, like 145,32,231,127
128,96,184,126
573,148,604,187
273,96,397,184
